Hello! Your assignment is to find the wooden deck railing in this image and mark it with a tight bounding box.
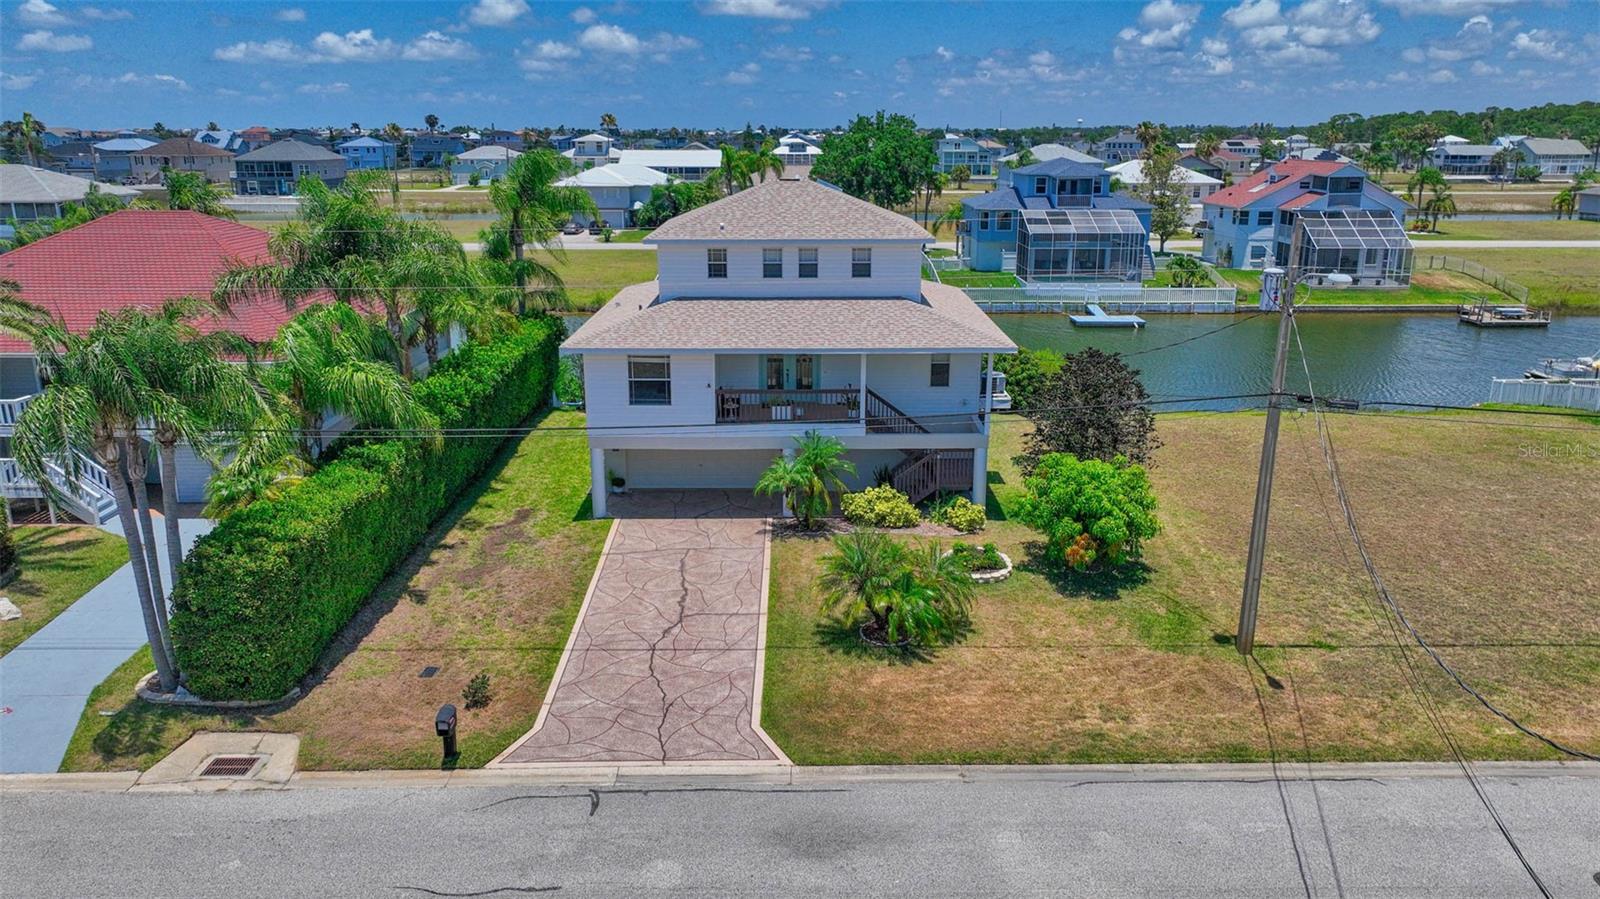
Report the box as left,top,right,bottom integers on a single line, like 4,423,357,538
864,389,928,434
715,389,859,424
890,449,975,504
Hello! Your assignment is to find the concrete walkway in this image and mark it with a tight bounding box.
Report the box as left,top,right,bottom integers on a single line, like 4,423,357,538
0,518,212,774
496,490,785,766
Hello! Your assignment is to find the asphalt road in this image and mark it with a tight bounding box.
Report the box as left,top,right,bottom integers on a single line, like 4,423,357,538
4,767,1598,897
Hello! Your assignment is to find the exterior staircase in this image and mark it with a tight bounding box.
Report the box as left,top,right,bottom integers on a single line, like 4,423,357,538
0,451,120,525
888,449,976,505
1140,248,1157,280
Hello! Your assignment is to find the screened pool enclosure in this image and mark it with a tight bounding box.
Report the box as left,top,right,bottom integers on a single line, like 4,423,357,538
1015,209,1149,282
1279,208,1413,287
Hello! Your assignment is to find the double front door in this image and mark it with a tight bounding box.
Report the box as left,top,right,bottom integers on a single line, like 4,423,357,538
764,355,815,391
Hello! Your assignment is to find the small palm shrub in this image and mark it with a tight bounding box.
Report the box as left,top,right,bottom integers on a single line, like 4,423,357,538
1015,452,1160,571
819,530,973,646
929,493,985,533
841,485,920,528
755,431,855,530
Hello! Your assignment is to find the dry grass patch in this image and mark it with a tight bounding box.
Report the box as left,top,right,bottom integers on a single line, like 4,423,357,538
762,410,1600,764
60,410,610,772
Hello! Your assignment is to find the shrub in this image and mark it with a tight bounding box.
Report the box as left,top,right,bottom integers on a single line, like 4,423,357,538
755,431,854,530
819,530,973,646
930,494,986,533
554,356,584,405
1014,452,1160,571
463,672,493,710
841,485,920,528
170,316,563,700
467,172,481,187
1020,348,1159,472
950,541,1004,572
0,503,16,582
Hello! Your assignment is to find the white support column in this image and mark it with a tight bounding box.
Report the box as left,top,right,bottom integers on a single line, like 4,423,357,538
857,354,868,425
590,446,608,519
981,352,994,431
971,445,987,510
780,447,795,518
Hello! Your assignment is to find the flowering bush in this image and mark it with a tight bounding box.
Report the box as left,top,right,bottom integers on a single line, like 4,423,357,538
1015,453,1160,570
840,485,920,528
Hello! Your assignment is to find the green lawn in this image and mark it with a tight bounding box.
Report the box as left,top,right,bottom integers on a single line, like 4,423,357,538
1409,218,1600,241
60,410,611,772
1214,268,1500,305
936,269,1021,288
762,411,1600,765
1437,248,1600,311
0,526,128,658
606,229,654,243
534,249,659,311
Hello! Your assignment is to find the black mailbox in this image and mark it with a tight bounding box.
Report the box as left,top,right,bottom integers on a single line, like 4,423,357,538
436,703,458,759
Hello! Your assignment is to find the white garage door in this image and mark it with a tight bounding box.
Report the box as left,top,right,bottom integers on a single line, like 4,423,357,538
624,449,778,489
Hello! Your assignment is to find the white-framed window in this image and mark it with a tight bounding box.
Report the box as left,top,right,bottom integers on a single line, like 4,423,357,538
798,247,818,278
763,247,783,278
627,356,671,405
852,247,872,278
707,248,728,279
1034,176,1048,194
997,211,1013,230
1256,210,1273,225
929,353,951,387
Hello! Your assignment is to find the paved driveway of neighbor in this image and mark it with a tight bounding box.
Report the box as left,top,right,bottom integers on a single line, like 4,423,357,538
497,490,785,765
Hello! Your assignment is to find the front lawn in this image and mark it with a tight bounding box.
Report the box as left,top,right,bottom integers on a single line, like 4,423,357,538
0,526,128,657
762,410,1600,764
60,410,611,772
606,229,654,243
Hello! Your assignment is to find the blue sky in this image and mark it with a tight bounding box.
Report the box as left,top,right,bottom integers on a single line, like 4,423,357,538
3,0,1597,130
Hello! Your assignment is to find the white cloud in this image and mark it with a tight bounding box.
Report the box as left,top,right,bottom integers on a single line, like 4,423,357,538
1222,0,1280,29
274,7,306,22
1469,59,1501,76
1219,0,1379,67
16,30,92,51
310,28,396,61
1426,68,1458,82
1289,0,1380,47
1377,0,1521,15
1028,50,1056,66
1,70,39,90
402,30,477,60
297,81,350,94
213,38,301,62
74,71,189,90
935,45,955,62
571,6,597,24
535,39,579,59
16,0,70,27
1260,42,1336,64
1117,0,1201,50
1400,13,1499,64
80,6,133,21
1200,37,1230,55
762,43,814,61
724,62,760,84
578,23,641,53
699,0,829,20
467,0,529,27
1508,29,1565,61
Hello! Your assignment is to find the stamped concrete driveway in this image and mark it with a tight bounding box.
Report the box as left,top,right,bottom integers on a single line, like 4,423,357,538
496,490,785,765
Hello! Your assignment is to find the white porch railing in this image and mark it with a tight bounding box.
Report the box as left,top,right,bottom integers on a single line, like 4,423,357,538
965,284,1237,313
1,394,34,432
1488,378,1600,412
1,450,120,524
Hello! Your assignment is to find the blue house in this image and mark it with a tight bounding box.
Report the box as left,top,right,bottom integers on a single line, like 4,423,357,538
410,133,468,168
1199,159,1412,287
337,136,397,171
958,158,1152,280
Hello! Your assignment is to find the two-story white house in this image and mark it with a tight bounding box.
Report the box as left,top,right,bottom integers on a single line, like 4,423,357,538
563,178,1016,518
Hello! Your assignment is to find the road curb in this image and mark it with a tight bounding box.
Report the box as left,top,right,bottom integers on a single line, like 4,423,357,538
6,760,1596,793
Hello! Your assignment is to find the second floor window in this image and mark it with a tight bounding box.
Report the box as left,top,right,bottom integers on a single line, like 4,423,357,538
852,247,872,278
997,211,1013,230
628,356,671,405
707,248,727,278
979,211,991,230
1256,211,1273,226
763,248,783,278
1034,176,1048,194
798,247,818,278
930,353,950,387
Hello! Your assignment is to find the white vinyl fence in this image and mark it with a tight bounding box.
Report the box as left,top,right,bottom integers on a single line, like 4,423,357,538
1488,378,1600,411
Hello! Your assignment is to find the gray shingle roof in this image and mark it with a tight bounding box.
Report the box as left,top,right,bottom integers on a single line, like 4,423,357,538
0,165,140,204
647,178,931,242
235,139,343,162
562,280,1016,354
1519,137,1590,156
1010,158,1109,179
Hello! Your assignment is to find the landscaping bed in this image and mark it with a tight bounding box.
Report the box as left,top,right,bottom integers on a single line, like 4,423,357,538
59,410,610,772
0,526,128,657
762,411,1600,765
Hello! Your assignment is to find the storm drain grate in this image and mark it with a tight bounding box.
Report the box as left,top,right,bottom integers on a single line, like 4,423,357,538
199,755,264,778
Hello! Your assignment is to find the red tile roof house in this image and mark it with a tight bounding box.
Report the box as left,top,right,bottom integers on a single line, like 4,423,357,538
1198,159,1414,287
0,210,354,518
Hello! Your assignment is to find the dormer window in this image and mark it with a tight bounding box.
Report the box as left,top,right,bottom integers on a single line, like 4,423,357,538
707,247,727,279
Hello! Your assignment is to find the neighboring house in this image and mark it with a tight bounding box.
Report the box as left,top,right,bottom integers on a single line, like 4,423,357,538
1514,138,1593,180
1107,159,1221,224
564,132,619,168
936,133,997,176
273,129,335,149
410,133,469,167
958,158,1153,279
1222,137,1262,160
0,166,138,239
1285,146,1354,164
231,139,347,195
128,137,235,184
549,133,575,152
561,177,1016,517
450,146,521,184
193,129,243,153
1428,143,1500,177
479,129,525,148
1284,134,1311,154
555,164,672,228
1492,134,1527,149
613,148,722,182
90,132,157,182
997,143,1105,169
337,136,397,171
39,141,97,177
1177,153,1227,181
1097,131,1144,163
1207,149,1255,176
774,132,822,166
1200,159,1412,286
236,126,273,153
1577,187,1600,222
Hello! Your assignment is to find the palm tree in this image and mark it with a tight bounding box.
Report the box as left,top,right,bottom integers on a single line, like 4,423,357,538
488,149,597,314
713,145,753,195
5,305,185,691
1165,254,1208,287
818,532,973,645
148,169,236,218
818,529,906,635
383,122,404,204
406,242,516,367
754,431,855,529
948,164,971,190
3,112,47,166
600,112,618,133
1491,147,1519,189
1194,133,1221,162
1551,187,1577,220
749,138,785,184
1425,182,1457,232
425,113,440,133
917,170,947,227
1134,121,1161,159
1406,167,1445,226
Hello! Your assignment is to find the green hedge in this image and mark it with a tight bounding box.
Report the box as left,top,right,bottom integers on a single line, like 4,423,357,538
170,317,563,700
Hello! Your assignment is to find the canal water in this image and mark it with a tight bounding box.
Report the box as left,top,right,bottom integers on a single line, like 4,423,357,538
992,312,1600,410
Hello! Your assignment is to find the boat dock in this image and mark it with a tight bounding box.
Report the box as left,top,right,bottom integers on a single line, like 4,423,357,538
1069,304,1146,328
1458,301,1551,328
